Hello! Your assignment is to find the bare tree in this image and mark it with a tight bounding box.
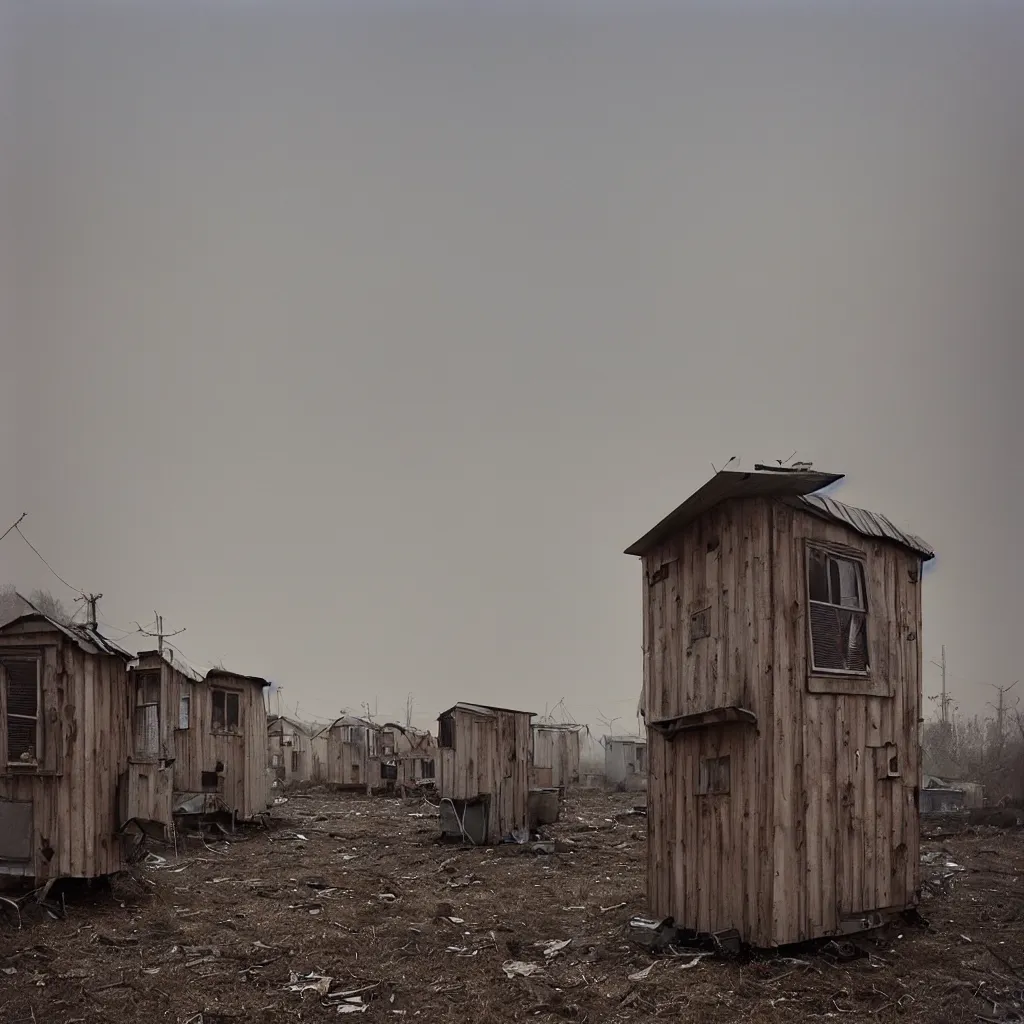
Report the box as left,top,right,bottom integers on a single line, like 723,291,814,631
28,589,72,624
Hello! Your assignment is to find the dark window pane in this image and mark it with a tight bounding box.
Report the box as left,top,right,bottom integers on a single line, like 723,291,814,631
212,690,225,730
5,661,38,717
226,693,240,729
807,548,830,603
7,718,37,762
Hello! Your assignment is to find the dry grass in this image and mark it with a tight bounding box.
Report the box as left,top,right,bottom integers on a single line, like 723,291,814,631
0,791,1022,1023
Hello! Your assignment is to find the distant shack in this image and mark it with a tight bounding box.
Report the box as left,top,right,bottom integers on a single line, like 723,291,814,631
380,723,437,790
437,703,532,844
530,722,583,791
321,715,381,792
603,735,648,791
267,715,321,785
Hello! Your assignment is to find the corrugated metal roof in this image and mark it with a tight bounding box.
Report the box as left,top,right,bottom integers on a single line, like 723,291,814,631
624,467,843,556
787,494,934,559
624,465,933,560
604,734,648,745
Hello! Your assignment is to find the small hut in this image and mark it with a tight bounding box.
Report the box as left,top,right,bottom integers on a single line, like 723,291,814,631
0,613,133,883
379,723,437,790
437,702,533,844
126,652,271,828
321,715,381,791
626,463,933,947
267,715,320,785
920,776,966,814
603,735,648,791
530,723,583,790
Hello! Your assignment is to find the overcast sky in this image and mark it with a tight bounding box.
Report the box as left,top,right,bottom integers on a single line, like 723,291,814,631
1,1,1021,733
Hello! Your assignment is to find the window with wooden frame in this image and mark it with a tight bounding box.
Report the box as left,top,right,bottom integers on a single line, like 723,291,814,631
3,657,41,767
806,546,869,675
382,730,395,756
697,755,730,795
178,685,191,730
291,750,299,771
211,688,240,732
133,670,161,758
420,758,436,779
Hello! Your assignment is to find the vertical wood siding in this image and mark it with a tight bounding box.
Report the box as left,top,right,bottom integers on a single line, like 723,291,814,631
0,622,131,881
438,708,531,843
642,497,923,946
129,656,270,822
531,726,581,790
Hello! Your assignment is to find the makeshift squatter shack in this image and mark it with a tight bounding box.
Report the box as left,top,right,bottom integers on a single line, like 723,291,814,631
530,722,583,790
437,703,532,844
626,464,933,947
603,734,648,791
0,613,133,882
124,651,271,830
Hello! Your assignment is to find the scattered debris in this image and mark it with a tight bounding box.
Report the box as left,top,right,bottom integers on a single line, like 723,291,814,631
503,961,544,978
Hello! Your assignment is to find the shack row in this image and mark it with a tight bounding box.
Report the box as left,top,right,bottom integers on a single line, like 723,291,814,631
0,610,271,884
266,716,438,792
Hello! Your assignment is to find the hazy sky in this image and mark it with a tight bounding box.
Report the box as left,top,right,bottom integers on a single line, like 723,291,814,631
2,1,1021,733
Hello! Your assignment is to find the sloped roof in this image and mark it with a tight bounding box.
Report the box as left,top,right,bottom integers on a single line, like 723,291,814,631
131,648,206,683
268,715,316,736
0,611,132,659
604,734,647,745
625,465,933,559
786,494,933,559
440,701,535,718
532,721,584,732
206,667,269,688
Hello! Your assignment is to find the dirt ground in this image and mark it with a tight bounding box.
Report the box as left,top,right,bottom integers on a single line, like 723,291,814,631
1,789,1022,1024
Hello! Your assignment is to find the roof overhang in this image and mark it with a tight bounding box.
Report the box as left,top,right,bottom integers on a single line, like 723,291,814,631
625,467,843,557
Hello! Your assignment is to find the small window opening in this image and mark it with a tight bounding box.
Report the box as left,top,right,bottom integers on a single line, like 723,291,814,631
689,607,711,642
698,755,731,795
291,750,299,771
807,547,869,674
421,759,436,779
201,770,219,790
3,658,40,766
212,689,240,731
178,689,191,730
133,670,161,757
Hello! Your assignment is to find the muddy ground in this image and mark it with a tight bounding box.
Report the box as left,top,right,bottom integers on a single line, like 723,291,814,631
1,790,1022,1024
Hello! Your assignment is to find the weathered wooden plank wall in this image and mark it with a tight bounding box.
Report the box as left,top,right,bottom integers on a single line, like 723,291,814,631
531,726,581,790
438,707,531,843
642,496,923,947
129,654,270,822
0,621,131,881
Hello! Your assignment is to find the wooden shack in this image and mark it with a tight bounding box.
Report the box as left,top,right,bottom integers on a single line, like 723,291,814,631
437,702,533,844
380,723,437,790
625,463,933,947
0,613,133,882
603,735,648,791
267,715,321,785
530,723,583,790
321,715,381,791
126,651,271,828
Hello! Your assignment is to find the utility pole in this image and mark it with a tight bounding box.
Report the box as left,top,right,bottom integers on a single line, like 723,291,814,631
135,612,185,655
930,646,953,728
986,681,1019,760
75,592,103,630
405,694,413,729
